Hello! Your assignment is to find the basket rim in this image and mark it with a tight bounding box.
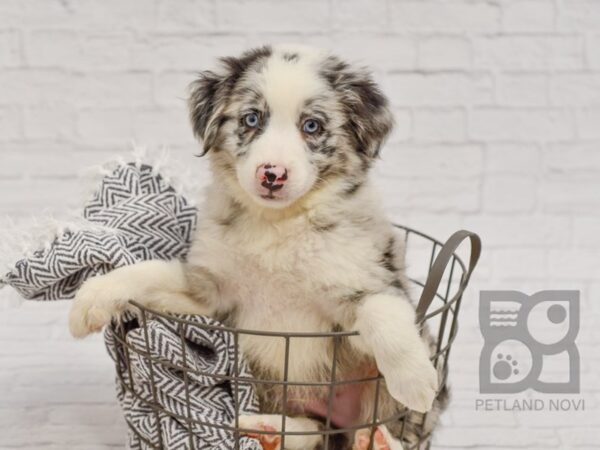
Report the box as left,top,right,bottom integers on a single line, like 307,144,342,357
121,224,466,339
120,223,466,340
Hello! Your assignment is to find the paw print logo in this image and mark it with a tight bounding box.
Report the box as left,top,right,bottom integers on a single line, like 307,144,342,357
494,353,519,380
479,290,580,394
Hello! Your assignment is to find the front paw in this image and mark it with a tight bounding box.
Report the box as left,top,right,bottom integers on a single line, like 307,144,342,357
69,276,124,338
385,355,438,413
237,415,281,450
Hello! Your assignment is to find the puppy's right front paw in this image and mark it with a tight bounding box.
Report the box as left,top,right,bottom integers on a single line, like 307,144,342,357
68,276,123,338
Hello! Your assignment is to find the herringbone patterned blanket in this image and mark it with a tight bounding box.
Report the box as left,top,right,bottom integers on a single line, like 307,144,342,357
1,160,262,450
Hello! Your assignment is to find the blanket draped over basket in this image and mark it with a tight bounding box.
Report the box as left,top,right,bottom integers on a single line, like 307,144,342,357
1,161,263,450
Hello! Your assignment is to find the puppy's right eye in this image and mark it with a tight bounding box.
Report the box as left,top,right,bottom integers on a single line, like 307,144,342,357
243,112,260,129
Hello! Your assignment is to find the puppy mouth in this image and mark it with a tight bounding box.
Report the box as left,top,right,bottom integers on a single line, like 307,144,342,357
256,188,295,207
261,181,284,192
259,184,286,200
260,191,284,200
261,193,276,200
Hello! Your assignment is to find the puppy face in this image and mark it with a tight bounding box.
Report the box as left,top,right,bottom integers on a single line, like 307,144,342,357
189,45,393,209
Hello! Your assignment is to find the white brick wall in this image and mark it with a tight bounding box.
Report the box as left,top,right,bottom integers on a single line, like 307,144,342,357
1,0,599,448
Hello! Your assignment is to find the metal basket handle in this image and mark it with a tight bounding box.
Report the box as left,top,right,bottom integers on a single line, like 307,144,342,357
415,230,482,323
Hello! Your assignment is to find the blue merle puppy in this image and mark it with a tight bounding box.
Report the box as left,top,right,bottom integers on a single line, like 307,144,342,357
69,45,445,450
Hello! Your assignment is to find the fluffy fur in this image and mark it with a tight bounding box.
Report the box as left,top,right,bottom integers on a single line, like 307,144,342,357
69,45,444,450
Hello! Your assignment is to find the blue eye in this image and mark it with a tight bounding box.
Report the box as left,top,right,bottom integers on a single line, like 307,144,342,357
303,119,320,135
244,112,260,128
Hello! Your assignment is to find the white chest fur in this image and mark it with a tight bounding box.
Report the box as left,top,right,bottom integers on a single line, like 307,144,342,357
186,191,394,381
190,216,340,380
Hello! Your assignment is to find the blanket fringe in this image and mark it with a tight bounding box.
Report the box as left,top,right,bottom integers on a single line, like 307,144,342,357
79,142,202,207
1,143,201,284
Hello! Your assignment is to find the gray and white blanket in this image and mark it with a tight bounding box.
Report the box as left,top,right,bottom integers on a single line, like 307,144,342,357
1,160,262,450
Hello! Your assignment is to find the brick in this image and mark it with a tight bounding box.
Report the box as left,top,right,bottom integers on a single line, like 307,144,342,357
551,73,600,106
157,0,216,31
333,35,416,71
482,175,537,212
548,249,600,279
0,1,20,27
542,179,600,214
377,177,480,213
74,72,154,108
216,0,330,33
436,427,559,447
0,407,48,429
0,106,21,141
497,74,548,106
573,217,600,247
81,0,158,30
493,249,547,279
0,70,153,107
464,216,569,247
588,34,600,69
0,423,125,447
469,108,574,141
502,0,556,32
418,36,471,70
76,108,133,143
485,144,540,174
449,408,519,427
0,69,67,105
18,0,156,30
242,33,336,54
378,144,483,178
577,108,600,139
385,73,493,107
25,30,132,69
131,34,248,71
544,143,600,174
15,0,74,28
0,147,109,178
0,179,82,215
588,284,600,314
0,29,20,67
554,424,599,442
413,109,466,142
132,107,195,146
23,105,75,140
390,1,500,32
331,0,388,31
473,36,583,71
155,71,195,107
558,0,600,31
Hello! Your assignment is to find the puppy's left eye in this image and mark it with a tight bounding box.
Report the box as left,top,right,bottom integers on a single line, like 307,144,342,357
243,112,260,128
302,119,321,135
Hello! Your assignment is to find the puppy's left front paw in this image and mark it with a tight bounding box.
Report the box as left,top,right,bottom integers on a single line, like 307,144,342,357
238,415,281,450
385,354,438,413
353,425,404,450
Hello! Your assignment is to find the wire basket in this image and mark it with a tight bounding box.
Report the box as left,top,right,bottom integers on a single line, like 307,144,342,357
107,225,481,450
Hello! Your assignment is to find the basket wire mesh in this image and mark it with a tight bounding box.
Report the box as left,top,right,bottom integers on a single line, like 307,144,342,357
109,225,481,450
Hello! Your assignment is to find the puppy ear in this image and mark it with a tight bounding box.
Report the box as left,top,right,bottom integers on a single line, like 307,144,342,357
188,70,229,156
322,57,394,159
188,46,272,156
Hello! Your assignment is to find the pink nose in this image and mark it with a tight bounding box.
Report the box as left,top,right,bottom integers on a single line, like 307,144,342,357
256,164,288,192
